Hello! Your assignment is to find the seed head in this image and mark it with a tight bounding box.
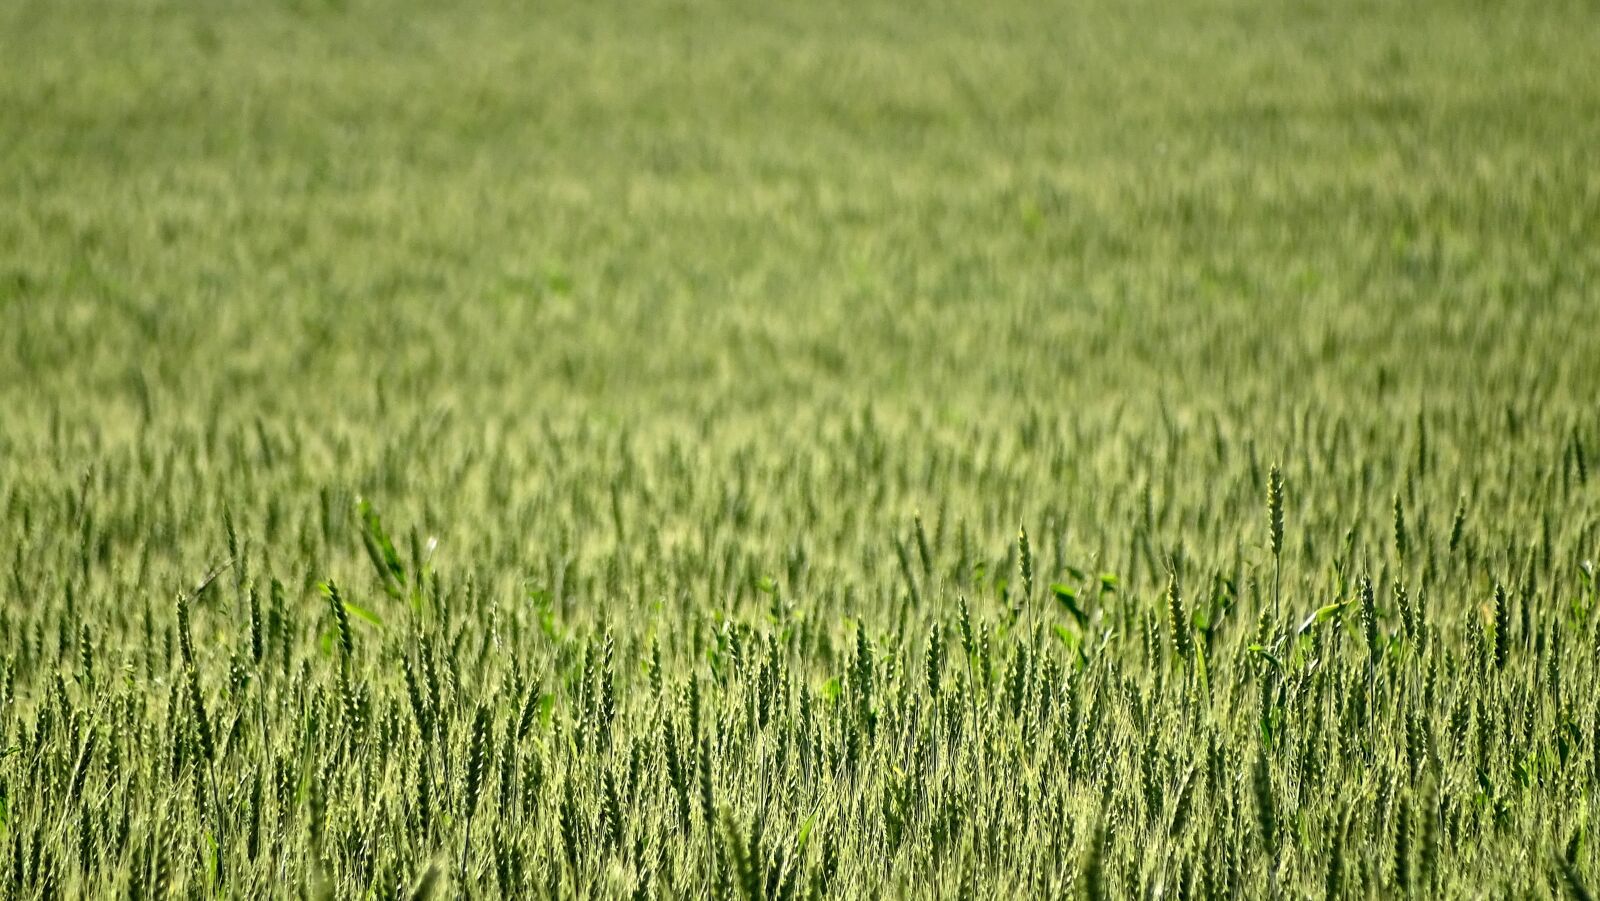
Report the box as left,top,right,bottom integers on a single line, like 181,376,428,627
1165,569,1191,662
1267,464,1285,559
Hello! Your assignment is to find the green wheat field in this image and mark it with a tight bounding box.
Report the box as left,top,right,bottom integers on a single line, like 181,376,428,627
3,0,1600,897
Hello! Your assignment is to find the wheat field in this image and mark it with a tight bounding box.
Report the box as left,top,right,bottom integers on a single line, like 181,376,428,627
3,0,1600,897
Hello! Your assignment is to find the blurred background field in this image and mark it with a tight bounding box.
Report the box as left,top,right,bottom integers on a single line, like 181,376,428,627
4,0,1597,433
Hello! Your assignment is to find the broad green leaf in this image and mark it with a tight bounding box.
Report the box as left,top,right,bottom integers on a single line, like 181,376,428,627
342,600,383,628
356,497,406,599
1297,600,1349,635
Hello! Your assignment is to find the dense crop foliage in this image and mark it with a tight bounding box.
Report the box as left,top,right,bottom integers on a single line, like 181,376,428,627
4,0,1600,897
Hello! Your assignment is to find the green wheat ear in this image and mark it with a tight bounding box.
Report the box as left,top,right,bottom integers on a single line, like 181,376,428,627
1267,464,1284,559
1165,567,1191,663
1018,524,1034,601
320,580,354,661
1392,494,1408,562
1492,583,1510,672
